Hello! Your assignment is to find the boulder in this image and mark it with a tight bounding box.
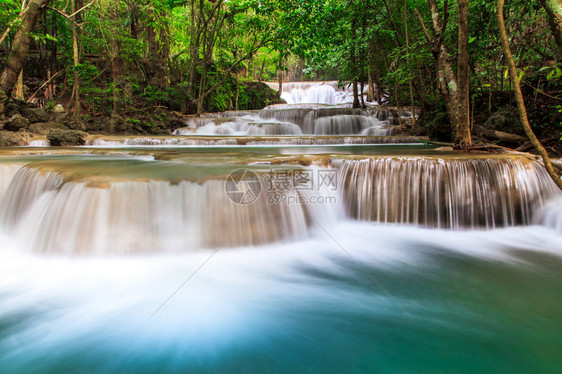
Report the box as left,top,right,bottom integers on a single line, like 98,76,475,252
29,122,69,135
5,102,22,117
21,107,49,123
0,89,7,114
0,131,31,146
3,114,30,132
47,129,87,146
481,107,524,136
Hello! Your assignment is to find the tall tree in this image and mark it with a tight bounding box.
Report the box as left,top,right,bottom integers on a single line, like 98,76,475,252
0,0,51,113
416,0,471,146
71,0,84,129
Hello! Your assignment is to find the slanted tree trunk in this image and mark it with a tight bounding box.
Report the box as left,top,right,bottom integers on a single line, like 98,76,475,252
497,0,562,190
538,0,562,60
0,0,51,113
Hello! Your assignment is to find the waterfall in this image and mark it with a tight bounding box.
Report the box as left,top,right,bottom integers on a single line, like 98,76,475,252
265,81,372,105
0,165,340,255
87,137,239,146
173,107,405,137
332,156,561,229
0,167,63,229
0,154,559,256
86,135,427,147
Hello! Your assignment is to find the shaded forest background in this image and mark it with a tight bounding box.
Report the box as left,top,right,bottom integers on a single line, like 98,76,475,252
0,0,561,153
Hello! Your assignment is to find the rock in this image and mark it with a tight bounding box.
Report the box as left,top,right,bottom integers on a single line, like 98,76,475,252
53,104,65,113
0,131,31,146
29,122,69,135
0,89,7,113
434,146,454,152
5,102,22,117
481,107,524,136
21,107,49,123
3,114,30,132
47,129,87,146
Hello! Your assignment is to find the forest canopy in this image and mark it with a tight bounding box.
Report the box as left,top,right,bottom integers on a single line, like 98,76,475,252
0,0,561,148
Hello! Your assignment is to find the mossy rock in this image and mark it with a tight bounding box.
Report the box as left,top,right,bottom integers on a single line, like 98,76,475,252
47,129,88,146
239,81,285,110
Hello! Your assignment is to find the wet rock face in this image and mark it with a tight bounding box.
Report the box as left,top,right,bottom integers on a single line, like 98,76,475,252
47,129,87,146
3,114,30,132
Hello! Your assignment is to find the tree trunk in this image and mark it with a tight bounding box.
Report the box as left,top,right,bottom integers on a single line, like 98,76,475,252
278,70,283,98
404,0,415,127
360,80,365,108
71,0,84,129
235,72,239,111
187,0,201,96
15,71,24,100
350,15,360,108
0,0,50,112
258,57,266,82
497,0,562,190
538,0,562,60
367,67,375,102
456,0,471,146
415,0,471,146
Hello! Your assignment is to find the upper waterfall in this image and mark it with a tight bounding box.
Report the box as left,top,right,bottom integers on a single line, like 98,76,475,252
265,81,360,105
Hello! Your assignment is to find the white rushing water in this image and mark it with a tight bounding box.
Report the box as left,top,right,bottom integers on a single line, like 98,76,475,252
173,107,406,137
0,219,561,373
266,81,369,105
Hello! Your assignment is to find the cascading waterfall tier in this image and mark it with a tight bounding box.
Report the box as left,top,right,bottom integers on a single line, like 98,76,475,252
86,135,427,147
332,156,561,229
174,107,409,137
0,163,339,255
0,152,559,256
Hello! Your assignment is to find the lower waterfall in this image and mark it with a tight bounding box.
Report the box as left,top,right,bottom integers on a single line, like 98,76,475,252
332,156,561,229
